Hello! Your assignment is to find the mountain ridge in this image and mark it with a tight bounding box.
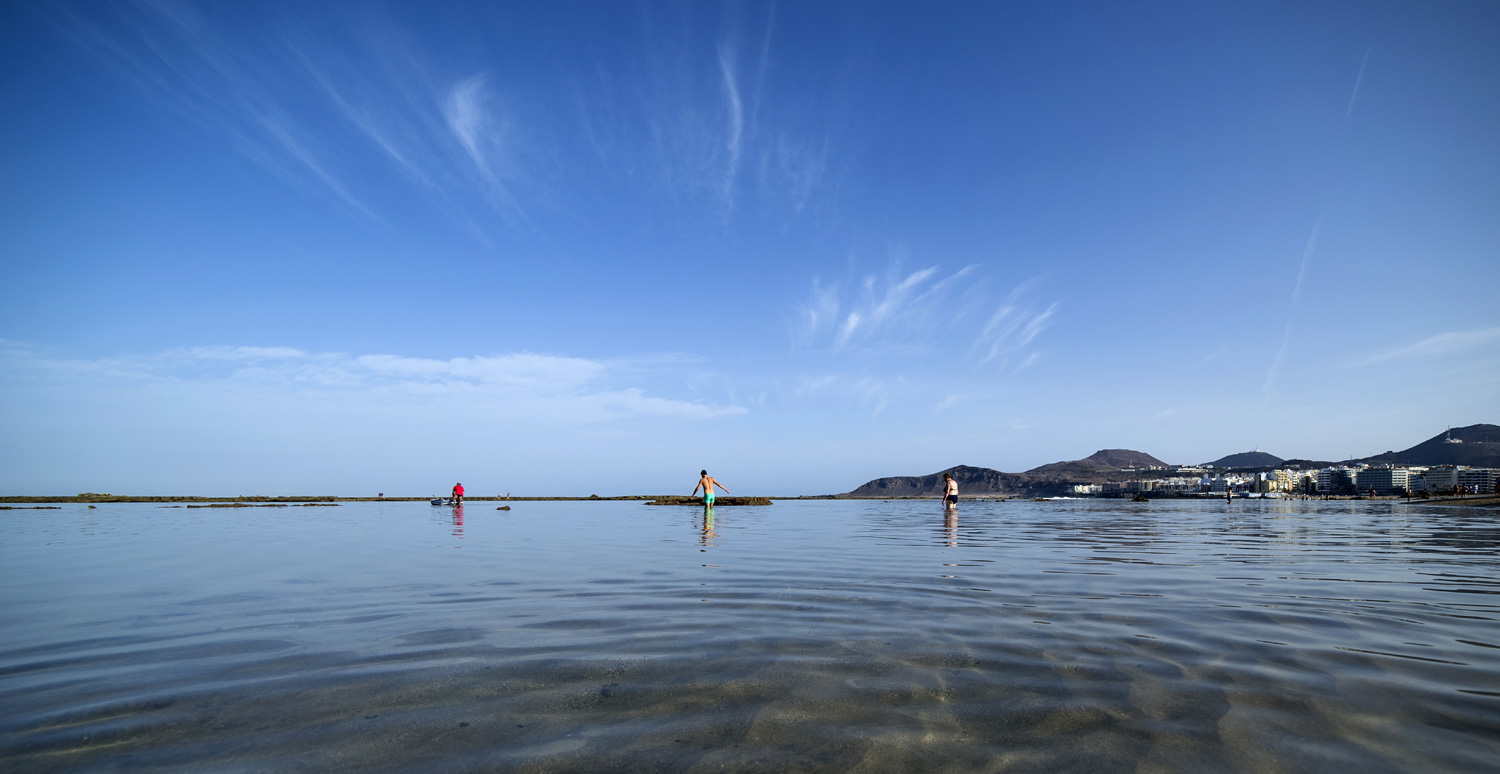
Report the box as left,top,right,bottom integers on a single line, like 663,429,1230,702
1356,424,1500,467
842,424,1499,496
846,449,1168,497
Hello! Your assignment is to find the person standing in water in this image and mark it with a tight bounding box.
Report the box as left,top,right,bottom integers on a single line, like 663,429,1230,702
942,472,959,509
451,482,464,504
694,470,729,506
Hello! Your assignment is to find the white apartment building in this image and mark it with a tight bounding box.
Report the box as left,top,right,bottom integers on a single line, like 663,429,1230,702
1421,466,1459,492
1457,468,1498,493
1318,467,1357,493
1354,467,1408,495
1251,472,1278,493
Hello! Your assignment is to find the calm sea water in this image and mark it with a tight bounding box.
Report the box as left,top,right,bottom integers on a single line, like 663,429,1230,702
2,498,1498,772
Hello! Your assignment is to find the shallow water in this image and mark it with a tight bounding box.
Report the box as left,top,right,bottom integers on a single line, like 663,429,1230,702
2,498,1499,772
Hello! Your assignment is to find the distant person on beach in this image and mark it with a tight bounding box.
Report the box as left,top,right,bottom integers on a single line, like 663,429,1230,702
451,483,464,504
943,472,958,509
694,470,729,506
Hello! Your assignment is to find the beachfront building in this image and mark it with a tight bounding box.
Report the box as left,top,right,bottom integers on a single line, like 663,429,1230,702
1421,466,1459,493
1155,478,1200,493
1071,484,1103,495
1457,468,1498,494
1204,475,1250,493
1354,467,1409,495
1317,467,1358,495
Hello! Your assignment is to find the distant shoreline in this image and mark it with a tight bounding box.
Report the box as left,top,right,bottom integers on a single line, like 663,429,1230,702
0,494,831,504
4,493,1492,505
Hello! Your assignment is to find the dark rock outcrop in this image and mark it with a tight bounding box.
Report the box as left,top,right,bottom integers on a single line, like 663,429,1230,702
644,496,772,506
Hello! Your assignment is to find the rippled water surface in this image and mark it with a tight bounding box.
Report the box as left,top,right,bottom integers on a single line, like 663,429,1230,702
3,499,1499,772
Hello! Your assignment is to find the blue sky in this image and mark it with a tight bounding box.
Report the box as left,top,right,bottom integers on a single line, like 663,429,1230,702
2,0,1497,496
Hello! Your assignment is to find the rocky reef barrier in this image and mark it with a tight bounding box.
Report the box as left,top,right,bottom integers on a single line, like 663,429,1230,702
643,496,772,506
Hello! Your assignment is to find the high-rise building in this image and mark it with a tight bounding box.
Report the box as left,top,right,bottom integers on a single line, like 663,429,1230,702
1355,467,1408,495
1423,466,1459,492
1457,468,1497,494
1318,467,1356,494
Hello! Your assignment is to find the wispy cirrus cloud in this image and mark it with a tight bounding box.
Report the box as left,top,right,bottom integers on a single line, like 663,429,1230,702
1351,327,1500,367
795,261,1057,369
716,40,745,207
977,287,1058,367
54,1,386,222
572,1,831,222
1264,217,1323,399
52,1,536,232
1346,44,1373,120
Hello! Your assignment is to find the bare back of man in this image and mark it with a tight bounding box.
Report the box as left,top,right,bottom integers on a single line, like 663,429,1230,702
693,470,729,504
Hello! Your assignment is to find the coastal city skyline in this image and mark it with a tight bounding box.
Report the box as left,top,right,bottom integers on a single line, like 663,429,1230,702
2,1,1498,496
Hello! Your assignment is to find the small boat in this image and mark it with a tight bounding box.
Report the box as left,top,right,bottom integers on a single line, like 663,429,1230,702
430,498,453,506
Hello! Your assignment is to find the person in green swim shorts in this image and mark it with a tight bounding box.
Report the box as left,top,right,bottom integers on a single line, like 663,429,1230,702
693,469,729,505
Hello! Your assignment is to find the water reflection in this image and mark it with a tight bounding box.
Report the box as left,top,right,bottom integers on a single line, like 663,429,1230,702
11,500,1500,772
700,506,716,548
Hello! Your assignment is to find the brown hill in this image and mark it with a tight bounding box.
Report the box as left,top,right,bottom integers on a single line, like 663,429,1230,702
846,449,1169,497
846,465,1031,497
1024,449,1169,476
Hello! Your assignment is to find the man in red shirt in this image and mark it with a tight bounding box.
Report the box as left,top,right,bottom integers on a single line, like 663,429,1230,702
451,483,464,504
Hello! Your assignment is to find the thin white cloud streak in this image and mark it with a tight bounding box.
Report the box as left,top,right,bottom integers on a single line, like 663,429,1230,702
834,266,939,347
575,5,828,223
980,300,1057,365
1346,44,1372,119
717,40,744,208
1352,327,1500,367
54,1,388,223
438,73,528,217
54,2,537,231
285,38,524,239
1266,217,1323,400
1262,321,1294,398
1291,217,1321,306
445,75,492,171
748,0,776,134
796,263,1056,369
977,277,1057,365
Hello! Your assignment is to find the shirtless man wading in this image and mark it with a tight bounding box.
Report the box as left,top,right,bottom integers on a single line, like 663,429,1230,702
694,470,729,505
